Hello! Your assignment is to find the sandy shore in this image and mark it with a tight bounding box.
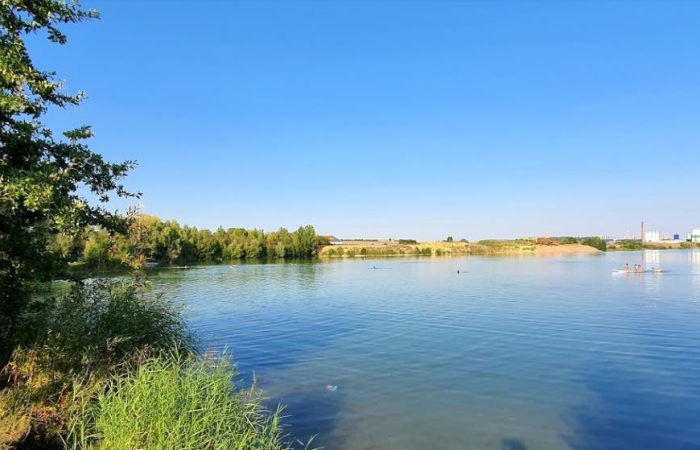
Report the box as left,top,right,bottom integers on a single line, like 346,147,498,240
319,241,601,258
535,243,601,254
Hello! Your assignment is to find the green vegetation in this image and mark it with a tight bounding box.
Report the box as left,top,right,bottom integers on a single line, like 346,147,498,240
0,3,304,449
581,236,607,252
1,280,193,446
58,215,321,270
319,241,478,258
1,0,135,363
615,239,643,250
477,239,531,248
67,355,297,450
505,236,608,252
398,239,418,244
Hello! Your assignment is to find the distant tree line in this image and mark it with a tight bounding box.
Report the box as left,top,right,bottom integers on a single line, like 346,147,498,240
51,215,325,269
548,236,607,251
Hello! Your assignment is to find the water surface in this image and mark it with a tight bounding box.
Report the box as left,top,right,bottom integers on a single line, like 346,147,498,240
151,250,700,450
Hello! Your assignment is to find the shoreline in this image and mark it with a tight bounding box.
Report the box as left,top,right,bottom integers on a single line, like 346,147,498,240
318,242,602,258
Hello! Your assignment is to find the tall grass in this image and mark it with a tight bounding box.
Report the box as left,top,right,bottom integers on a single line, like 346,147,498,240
1,279,194,447
25,278,194,374
67,354,298,450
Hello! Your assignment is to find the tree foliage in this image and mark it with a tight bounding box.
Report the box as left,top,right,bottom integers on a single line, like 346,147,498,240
581,236,607,251
57,215,322,268
1,1,136,350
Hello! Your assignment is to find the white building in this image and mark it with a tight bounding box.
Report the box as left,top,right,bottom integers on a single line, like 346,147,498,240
690,229,700,243
644,230,661,243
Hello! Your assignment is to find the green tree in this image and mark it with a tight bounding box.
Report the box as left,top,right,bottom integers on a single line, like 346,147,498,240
1,2,136,355
582,236,607,251
82,228,112,267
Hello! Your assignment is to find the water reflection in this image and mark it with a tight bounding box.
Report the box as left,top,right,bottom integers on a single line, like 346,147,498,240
690,250,700,271
643,249,661,268
147,252,700,450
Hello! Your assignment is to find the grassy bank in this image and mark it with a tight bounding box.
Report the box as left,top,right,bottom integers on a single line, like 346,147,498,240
606,240,700,251
0,280,301,449
319,240,601,258
67,354,295,450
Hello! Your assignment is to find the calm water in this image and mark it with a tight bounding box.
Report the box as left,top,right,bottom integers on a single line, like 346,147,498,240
151,250,700,450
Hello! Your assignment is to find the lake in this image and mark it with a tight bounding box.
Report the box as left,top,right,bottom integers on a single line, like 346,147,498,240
150,250,700,450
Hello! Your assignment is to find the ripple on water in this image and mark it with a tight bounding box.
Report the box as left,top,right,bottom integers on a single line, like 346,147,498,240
149,252,700,450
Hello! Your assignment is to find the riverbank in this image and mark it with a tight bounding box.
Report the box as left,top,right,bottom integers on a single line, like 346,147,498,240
319,241,601,258
607,241,700,251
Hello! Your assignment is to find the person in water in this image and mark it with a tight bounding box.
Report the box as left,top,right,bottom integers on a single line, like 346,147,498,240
624,263,630,272
636,264,643,273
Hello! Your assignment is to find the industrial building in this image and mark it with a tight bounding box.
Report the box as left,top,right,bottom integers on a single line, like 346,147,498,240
690,229,700,243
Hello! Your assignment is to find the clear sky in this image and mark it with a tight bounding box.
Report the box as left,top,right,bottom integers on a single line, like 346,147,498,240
31,1,700,240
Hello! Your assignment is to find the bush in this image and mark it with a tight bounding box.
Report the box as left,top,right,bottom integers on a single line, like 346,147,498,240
0,279,193,446
398,239,417,245
615,239,642,250
581,236,607,251
67,354,296,450
19,279,193,375
559,236,579,244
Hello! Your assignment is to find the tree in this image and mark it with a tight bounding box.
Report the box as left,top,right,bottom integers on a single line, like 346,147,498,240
582,236,607,252
1,2,136,355
446,236,453,242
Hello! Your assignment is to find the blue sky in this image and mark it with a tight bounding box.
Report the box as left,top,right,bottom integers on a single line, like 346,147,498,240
32,1,700,240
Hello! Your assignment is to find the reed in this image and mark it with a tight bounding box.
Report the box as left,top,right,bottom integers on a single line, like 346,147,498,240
67,354,303,450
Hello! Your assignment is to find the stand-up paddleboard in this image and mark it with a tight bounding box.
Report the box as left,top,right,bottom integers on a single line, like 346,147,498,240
612,268,665,274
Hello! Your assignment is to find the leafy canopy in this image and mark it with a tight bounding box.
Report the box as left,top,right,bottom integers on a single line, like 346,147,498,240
1,1,136,345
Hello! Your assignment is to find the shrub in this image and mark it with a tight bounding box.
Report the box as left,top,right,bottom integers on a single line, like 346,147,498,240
581,237,607,251
559,236,579,244
398,239,417,245
616,239,642,250
17,279,193,376
0,279,193,446
67,354,297,450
